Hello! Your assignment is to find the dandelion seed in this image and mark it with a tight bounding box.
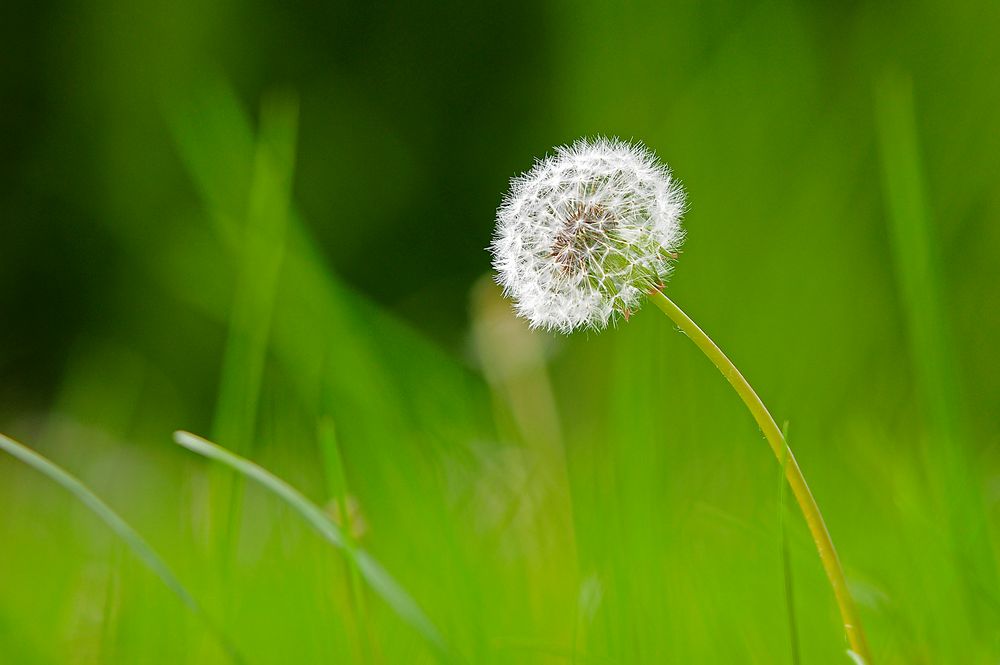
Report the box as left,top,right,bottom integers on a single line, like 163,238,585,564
490,137,685,333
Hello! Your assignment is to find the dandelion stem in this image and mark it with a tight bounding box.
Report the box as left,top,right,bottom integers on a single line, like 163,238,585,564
649,289,872,663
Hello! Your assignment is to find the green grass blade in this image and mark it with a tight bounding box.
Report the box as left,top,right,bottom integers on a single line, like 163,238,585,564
173,430,459,664
212,90,298,451
166,76,493,445
874,69,1000,618
0,433,243,663
210,89,299,574
318,416,373,663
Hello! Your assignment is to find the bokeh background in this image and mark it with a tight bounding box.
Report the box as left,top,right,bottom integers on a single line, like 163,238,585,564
2,0,999,662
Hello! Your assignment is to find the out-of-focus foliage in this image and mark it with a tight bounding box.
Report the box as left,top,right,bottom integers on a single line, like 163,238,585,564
2,0,999,662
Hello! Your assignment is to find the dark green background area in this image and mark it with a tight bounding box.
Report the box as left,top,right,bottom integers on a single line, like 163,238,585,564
1,0,999,663
2,1,999,411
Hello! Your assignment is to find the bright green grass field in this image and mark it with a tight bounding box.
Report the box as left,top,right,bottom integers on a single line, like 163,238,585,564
2,1,1000,663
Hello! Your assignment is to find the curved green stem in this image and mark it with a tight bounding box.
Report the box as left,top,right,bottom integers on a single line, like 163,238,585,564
649,290,872,663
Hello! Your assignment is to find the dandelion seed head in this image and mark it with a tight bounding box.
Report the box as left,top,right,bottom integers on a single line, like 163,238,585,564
490,137,685,333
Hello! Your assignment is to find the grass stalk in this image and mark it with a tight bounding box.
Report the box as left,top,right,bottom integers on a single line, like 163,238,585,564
0,433,243,663
874,69,999,619
317,417,374,664
648,290,871,663
173,430,459,664
211,91,298,567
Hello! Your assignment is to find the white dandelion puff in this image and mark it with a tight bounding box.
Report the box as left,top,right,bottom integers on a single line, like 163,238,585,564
490,137,686,333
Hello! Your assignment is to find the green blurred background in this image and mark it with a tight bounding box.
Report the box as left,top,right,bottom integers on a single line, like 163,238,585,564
2,0,999,662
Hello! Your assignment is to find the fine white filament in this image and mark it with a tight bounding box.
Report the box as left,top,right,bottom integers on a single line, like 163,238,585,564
491,137,685,333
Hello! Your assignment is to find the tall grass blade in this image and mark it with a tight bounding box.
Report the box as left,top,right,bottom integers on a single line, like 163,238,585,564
874,69,999,618
211,90,298,577
0,433,243,663
167,76,493,447
173,430,459,664
318,416,373,663
212,90,298,450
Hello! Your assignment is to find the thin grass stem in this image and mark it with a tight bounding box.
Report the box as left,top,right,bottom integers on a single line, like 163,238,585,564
0,433,243,663
318,416,374,664
173,430,459,664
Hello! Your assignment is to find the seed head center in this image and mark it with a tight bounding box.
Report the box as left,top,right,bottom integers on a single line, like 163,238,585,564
550,203,618,275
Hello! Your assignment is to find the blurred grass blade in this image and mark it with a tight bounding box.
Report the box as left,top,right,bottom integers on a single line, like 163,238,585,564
318,416,373,663
874,69,1000,617
0,433,243,663
173,430,459,664
212,90,298,450
167,76,493,448
163,72,255,246
211,90,298,567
